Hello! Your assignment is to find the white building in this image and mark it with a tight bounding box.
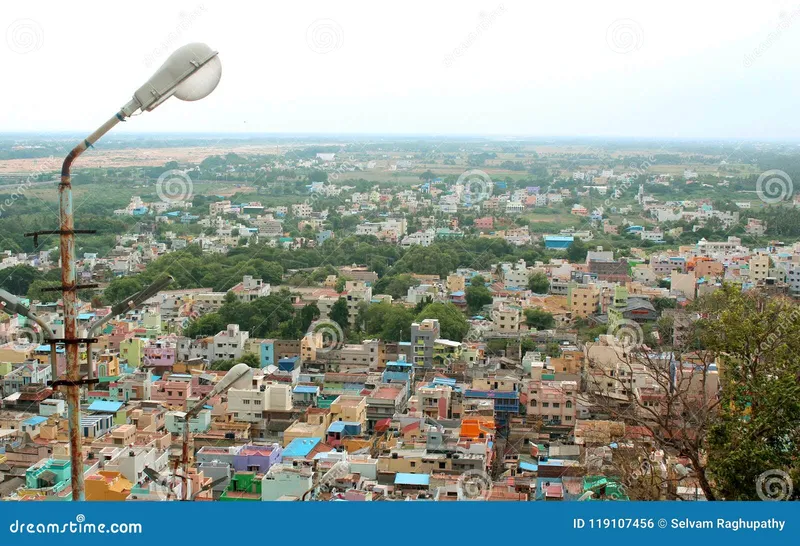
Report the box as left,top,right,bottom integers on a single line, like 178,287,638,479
212,324,250,362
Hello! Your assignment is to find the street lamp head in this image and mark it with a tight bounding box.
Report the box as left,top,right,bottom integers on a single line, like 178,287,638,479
211,362,252,396
131,43,222,113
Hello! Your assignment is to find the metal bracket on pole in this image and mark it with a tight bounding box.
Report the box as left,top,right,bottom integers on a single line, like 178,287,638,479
50,378,101,388
24,229,97,248
41,284,99,292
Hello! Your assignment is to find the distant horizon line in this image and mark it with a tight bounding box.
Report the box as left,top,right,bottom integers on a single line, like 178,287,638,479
1,131,798,145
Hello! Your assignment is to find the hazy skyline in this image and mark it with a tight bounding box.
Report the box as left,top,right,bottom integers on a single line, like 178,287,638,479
2,0,799,139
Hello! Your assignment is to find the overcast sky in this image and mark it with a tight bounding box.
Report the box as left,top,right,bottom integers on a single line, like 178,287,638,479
2,0,799,139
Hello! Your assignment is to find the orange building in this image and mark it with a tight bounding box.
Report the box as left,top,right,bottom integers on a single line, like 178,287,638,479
85,471,132,501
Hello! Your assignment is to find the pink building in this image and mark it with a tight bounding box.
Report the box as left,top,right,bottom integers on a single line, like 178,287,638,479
527,379,577,426
107,324,134,351
143,341,176,371
474,217,494,230
151,379,192,409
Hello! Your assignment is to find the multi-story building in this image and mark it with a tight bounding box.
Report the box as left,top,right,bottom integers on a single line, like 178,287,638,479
411,319,440,368
749,254,771,282
212,324,249,362
567,283,600,318
230,275,271,303
527,366,577,426
1,361,51,396
492,304,521,334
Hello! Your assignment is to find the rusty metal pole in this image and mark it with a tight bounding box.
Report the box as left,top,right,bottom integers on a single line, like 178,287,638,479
60,111,128,501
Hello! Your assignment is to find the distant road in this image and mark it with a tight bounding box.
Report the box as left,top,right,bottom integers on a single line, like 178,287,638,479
0,178,58,188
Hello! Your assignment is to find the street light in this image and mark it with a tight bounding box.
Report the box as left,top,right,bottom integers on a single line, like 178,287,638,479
0,289,58,382
84,274,174,381
42,43,222,501
176,363,251,500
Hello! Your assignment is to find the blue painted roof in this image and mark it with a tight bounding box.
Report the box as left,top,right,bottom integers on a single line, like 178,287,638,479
78,312,96,320
395,473,430,486
519,462,538,472
23,416,48,426
87,400,123,413
328,421,360,433
293,385,319,394
36,345,65,353
544,236,574,241
282,437,321,459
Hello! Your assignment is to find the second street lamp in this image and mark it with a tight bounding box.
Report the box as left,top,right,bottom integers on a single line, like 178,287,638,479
34,43,222,501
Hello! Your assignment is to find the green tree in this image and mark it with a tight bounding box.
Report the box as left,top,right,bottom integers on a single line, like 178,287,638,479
298,303,321,333
26,280,58,303
335,277,347,293
365,302,414,341
524,308,555,330
0,265,40,296
240,352,261,368
527,271,550,294
373,274,420,299
653,297,677,313
470,274,487,287
104,276,144,305
330,297,350,331
703,285,800,500
416,302,469,341
566,238,588,263
184,313,225,338
465,285,492,315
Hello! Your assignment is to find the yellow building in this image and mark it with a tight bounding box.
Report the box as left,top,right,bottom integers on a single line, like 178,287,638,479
0,343,35,364
329,395,367,427
446,274,466,293
119,338,146,368
567,283,600,318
